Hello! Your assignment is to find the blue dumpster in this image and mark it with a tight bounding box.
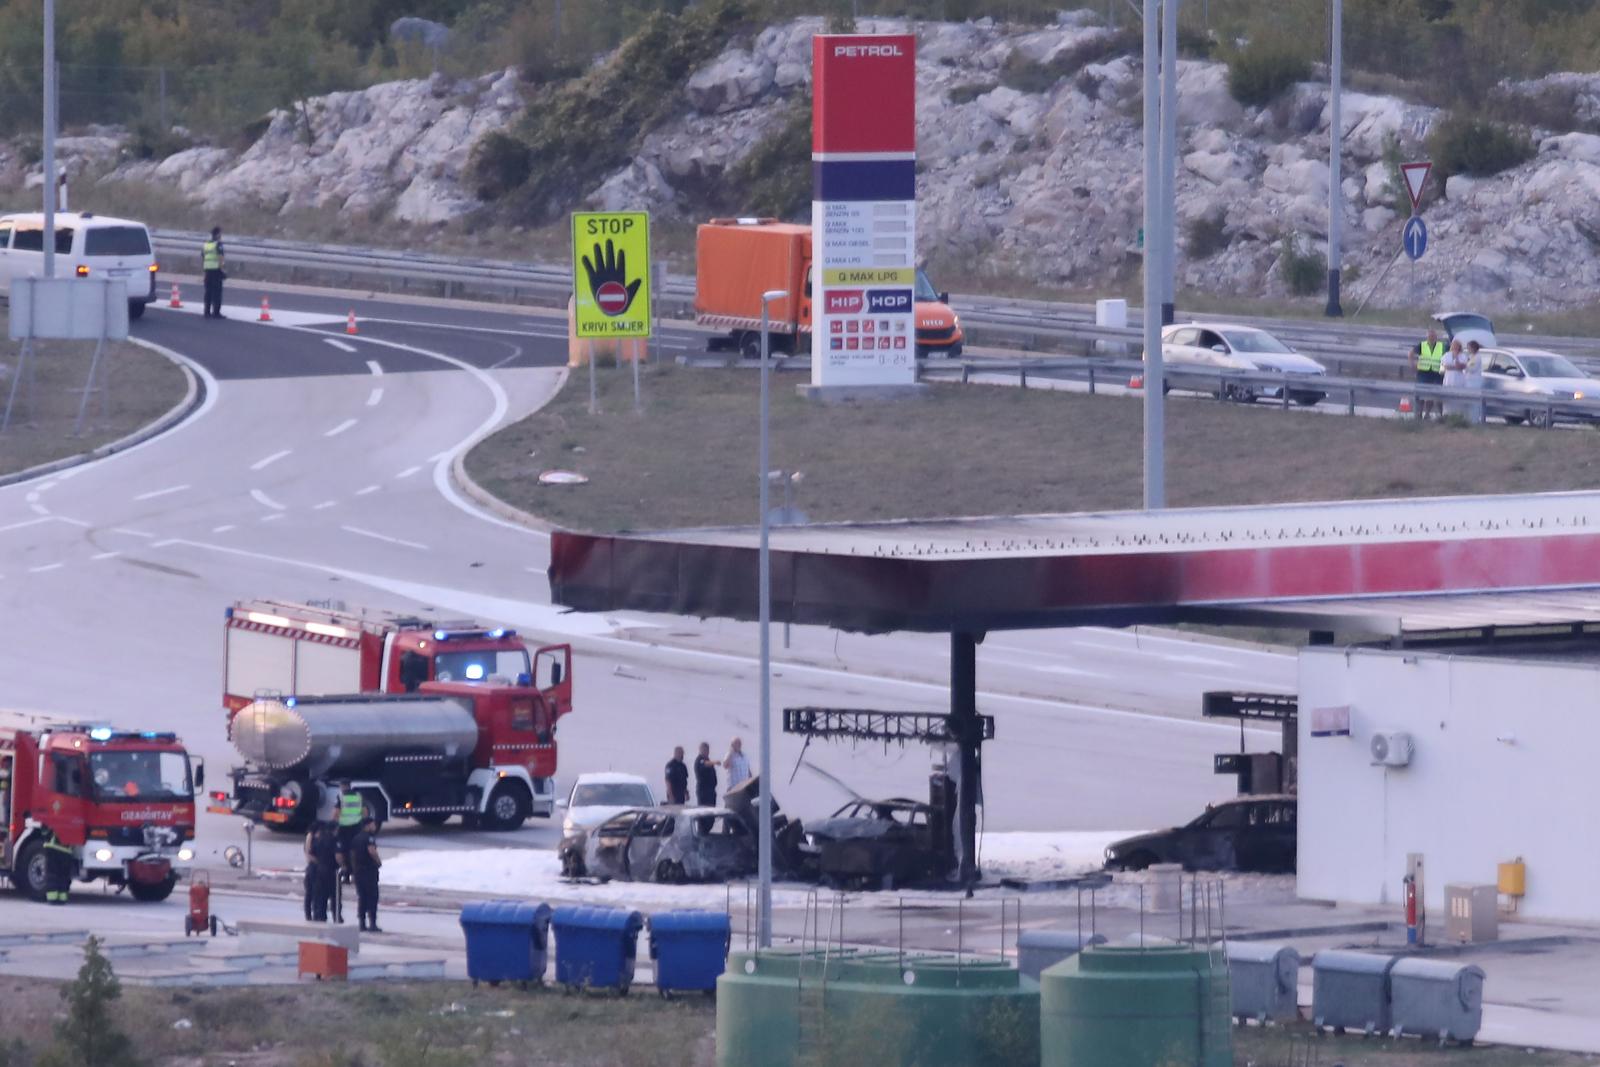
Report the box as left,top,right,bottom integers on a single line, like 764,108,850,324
459,900,552,986
648,910,731,995
552,905,644,994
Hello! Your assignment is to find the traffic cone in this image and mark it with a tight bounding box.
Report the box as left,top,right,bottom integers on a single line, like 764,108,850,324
1128,374,1144,390
345,310,358,336
168,284,182,309
258,296,272,323
1398,396,1413,414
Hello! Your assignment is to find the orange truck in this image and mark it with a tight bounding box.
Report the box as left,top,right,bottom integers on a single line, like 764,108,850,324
694,218,963,359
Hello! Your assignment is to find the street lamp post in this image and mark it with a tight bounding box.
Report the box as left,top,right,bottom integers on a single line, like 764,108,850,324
757,288,787,948
1142,0,1165,509
42,0,57,279
1326,0,1344,317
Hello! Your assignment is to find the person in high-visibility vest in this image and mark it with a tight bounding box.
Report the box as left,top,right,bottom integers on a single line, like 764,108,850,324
201,227,226,319
41,829,74,905
1411,327,1446,418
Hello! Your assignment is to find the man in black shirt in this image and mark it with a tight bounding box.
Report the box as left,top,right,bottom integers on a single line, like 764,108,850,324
693,741,719,808
664,746,689,805
350,817,383,933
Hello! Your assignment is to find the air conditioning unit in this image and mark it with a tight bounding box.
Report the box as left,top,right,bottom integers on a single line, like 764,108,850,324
1370,732,1414,767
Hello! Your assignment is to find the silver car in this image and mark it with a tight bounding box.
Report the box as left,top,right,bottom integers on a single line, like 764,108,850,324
1156,322,1328,405
1481,347,1596,427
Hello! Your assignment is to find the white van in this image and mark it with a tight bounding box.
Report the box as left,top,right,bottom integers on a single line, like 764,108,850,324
0,211,158,320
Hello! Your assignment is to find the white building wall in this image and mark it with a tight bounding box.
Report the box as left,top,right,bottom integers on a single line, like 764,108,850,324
1299,647,1600,922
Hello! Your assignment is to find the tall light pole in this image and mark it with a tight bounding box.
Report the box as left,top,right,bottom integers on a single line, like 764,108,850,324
42,0,57,279
756,287,786,948
1325,0,1344,317
1160,0,1179,326
1142,0,1165,509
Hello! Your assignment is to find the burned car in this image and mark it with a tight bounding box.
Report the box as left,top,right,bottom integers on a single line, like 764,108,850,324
1103,795,1296,874
801,796,955,890
559,807,755,884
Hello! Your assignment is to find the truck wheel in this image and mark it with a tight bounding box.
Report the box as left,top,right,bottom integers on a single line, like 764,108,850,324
13,840,48,901
129,874,177,902
737,332,762,360
483,783,529,832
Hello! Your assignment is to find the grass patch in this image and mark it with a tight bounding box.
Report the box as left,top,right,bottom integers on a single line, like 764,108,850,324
1233,1024,1600,1066
0,309,187,478
467,363,1600,534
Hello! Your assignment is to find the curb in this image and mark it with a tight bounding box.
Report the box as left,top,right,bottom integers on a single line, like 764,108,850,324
0,339,204,489
446,366,571,534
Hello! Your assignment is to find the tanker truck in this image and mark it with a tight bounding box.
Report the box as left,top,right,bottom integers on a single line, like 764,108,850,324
218,671,569,834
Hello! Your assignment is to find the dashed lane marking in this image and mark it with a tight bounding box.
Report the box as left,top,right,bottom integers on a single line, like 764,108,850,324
91,551,121,561
323,338,358,354
366,360,384,376
111,527,155,538
340,525,428,550
251,449,292,471
312,501,338,511
396,466,422,479
367,387,383,407
356,485,380,496
0,517,54,534
211,525,236,534
249,489,286,511
325,418,358,438
152,538,181,548
27,563,63,574
133,484,190,501
260,513,286,523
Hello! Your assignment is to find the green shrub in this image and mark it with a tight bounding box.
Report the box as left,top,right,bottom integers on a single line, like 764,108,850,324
947,82,989,105
128,119,192,161
725,97,812,219
37,938,138,1067
1186,212,1230,259
998,29,1137,95
1225,37,1313,108
1278,233,1325,296
1427,112,1536,188
466,130,532,201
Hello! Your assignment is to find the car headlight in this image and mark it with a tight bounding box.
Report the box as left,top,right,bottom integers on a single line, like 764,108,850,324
178,848,194,862
94,848,113,862
562,817,576,837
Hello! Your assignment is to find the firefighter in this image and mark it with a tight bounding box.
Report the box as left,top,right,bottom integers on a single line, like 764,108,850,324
41,829,73,905
350,816,382,933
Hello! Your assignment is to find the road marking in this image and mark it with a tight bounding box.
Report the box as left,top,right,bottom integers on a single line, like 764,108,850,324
28,502,48,516
133,484,190,501
251,449,292,471
366,360,384,376
54,516,89,528
356,485,381,496
24,492,39,503
366,387,383,407
313,500,338,511
249,489,286,511
323,338,357,353
325,418,358,438
27,563,63,573
428,451,451,463
211,524,236,534
0,517,54,534
152,538,181,548
35,481,57,493
90,551,120,561
489,344,527,370
396,466,422,479
340,525,429,550
259,513,285,523
111,527,155,538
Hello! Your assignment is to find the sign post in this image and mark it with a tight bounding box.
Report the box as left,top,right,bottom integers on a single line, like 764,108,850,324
811,34,917,390
1399,161,1431,303
571,210,653,415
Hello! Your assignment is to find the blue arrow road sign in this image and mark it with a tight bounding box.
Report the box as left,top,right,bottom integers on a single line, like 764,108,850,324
1403,215,1428,261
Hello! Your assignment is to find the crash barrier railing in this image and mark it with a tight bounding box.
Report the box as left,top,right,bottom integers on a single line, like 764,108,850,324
150,229,1600,369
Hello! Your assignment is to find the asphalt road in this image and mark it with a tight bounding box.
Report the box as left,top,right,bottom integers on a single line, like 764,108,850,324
0,285,1285,890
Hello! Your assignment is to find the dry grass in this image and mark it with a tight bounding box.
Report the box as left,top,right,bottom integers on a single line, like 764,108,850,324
0,308,188,478
466,363,1600,534
1234,1025,1600,1066
0,976,715,1067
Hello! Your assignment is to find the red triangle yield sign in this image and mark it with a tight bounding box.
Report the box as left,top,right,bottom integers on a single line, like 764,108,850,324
1401,162,1431,213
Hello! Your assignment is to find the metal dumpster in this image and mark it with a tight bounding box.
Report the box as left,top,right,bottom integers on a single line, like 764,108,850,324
1312,950,1399,1034
1017,930,1108,981
459,900,552,987
1390,958,1485,1042
1226,942,1300,1022
552,905,644,994
648,910,731,995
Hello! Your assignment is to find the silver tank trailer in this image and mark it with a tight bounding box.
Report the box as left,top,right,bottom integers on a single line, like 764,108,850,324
231,695,480,779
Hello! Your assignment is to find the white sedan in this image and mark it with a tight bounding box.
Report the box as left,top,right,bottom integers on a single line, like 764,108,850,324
557,772,657,840
1154,322,1328,405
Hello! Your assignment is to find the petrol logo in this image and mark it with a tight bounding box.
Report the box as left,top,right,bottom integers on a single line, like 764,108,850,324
834,44,904,57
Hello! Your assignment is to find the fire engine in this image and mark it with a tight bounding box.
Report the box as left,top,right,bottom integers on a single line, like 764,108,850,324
1,712,198,902
222,599,543,723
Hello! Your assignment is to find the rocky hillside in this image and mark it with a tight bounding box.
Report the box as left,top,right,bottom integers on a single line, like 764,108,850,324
10,14,1600,313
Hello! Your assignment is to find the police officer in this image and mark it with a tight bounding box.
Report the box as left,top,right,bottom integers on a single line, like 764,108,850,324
41,829,73,906
350,816,383,933
201,227,226,319
302,824,319,921
312,822,341,922
336,782,365,857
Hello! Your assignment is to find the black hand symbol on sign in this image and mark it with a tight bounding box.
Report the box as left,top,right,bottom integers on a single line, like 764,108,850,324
582,239,641,316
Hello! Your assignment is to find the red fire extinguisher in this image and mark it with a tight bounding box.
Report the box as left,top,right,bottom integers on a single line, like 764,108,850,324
1403,874,1418,944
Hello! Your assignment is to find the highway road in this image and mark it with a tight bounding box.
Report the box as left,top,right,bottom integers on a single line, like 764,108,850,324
0,283,1286,890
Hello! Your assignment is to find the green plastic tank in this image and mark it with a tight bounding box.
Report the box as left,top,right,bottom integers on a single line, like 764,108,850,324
717,948,1039,1067
1040,944,1233,1067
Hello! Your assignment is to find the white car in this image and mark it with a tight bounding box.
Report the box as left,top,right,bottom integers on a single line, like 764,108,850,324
1481,347,1597,427
558,772,657,840
1154,322,1328,405
0,211,158,320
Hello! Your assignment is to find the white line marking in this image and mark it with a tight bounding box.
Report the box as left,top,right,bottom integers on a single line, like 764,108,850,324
27,563,63,573
0,517,54,534
211,524,236,534
133,484,190,501
90,551,121,561
54,516,89,528
111,527,155,538
366,360,384,376
25,492,39,503
259,513,285,523
356,485,380,496
251,449,292,471
323,338,357,353
152,538,181,548
340,525,429,550
395,466,422,479
489,344,526,370
35,481,58,493
324,418,358,438
366,387,383,407
428,451,451,463
249,489,286,511
313,500,338,511
28,502,48,516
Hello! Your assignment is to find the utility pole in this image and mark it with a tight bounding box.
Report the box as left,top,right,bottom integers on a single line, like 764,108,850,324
1142,0,1165,509
1160,0,1179,326
42,0,57,279
1326,0,1345,317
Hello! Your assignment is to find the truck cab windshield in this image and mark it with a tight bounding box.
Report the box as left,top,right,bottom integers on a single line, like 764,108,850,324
434,648,531,684
914,269,941,303
90,750,191,800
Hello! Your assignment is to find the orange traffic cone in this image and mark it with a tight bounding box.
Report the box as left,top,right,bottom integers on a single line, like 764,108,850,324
258,296,273,323
1128,374,1144,390
345,310,358,336
1398,396,1413,414
168,284,182,309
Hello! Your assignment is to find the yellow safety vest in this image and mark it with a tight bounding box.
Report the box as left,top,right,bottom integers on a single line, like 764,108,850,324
1417,340,1444,373
339,791,364,827
202,240,222,271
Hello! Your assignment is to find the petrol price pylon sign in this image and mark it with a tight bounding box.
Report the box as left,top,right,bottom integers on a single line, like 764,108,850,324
572,211,652,339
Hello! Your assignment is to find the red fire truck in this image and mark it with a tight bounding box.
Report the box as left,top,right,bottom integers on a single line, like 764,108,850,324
1,712,198,902
222,599,547,722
